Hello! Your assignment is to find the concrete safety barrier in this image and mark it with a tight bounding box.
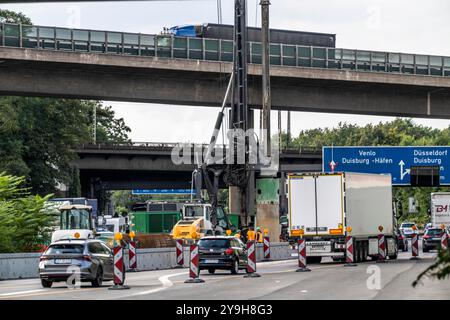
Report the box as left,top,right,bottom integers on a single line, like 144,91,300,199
0,242,295,280
0,252,41,280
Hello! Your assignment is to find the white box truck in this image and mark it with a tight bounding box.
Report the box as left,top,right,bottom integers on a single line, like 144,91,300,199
430,193,450,229
288,172,398,263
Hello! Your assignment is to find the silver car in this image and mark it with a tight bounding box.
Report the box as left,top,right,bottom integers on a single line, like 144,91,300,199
399,222,418,238
39,239,114,288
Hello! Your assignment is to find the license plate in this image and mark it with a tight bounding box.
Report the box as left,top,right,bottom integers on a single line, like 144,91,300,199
204,259,219,264
310,246,326,251
54,259,72,264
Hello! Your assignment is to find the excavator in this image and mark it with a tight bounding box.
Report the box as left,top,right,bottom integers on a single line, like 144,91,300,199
171,202,235,243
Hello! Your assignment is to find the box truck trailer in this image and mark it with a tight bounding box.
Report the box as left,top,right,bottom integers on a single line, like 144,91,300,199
288,172,398,263
430,192,450,229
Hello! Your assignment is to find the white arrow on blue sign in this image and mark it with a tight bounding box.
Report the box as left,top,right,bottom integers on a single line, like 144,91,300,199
322,146,449,185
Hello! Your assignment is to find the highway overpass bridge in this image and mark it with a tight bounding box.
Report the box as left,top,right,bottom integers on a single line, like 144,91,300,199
1,23,450,118
72,142,322,196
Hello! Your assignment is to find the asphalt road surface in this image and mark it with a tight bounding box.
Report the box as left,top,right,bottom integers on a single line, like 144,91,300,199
1,241,449,300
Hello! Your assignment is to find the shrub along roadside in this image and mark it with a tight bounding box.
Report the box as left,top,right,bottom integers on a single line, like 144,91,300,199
0,172,56,253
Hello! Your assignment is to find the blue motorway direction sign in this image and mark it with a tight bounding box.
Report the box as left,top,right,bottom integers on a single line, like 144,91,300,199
132,189,194,195
322,146,450,185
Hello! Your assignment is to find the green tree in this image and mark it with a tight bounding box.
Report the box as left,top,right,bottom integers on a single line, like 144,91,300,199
0,9,32,24
67,167,81,197
0,11,131,196
0,172,56,253
0,98,131,196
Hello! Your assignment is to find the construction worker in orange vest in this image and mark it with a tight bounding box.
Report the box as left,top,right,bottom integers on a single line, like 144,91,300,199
256,227,263,243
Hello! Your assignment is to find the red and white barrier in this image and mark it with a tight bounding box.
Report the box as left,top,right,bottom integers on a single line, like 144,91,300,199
344,236,357,266
296,238,311,272
263,236,271,260
176,239,184,267
128,241,137,271
113,246,124,284
441,232,448,251
244,240,261,277
377,234,386,262
109,245,129,290
184,244,204,283
411,233,419,259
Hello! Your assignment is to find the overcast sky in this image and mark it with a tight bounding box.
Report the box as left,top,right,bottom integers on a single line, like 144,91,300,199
2,0,449,143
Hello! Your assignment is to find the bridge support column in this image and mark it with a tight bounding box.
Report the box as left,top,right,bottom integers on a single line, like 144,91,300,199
255,178,281,242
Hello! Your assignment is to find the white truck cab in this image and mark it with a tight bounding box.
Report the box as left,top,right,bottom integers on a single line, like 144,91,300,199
51,204,95,242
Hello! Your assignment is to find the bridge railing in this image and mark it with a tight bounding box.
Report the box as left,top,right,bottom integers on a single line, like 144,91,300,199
78,142,322,155
2,22,448,77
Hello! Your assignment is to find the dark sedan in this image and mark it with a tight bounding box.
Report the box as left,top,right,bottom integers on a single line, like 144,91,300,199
423,228,449,252
39,239,114,288
198,236,249,274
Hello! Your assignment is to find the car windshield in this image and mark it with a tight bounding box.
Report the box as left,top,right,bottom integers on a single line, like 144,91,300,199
198,239,229,249
426,229,444,236
401,223,415,228
46,244,84,255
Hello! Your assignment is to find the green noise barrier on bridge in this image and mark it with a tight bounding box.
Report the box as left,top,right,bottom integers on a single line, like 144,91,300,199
2,23,450,77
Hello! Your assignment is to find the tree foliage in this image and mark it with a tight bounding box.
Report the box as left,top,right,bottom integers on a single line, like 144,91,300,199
0,172,56,253
0,98,130,196
0,11,131,196
413,249,450,287
0,9,32,24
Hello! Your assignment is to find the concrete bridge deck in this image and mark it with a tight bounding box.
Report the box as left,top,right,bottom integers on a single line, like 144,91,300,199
1,23,450,118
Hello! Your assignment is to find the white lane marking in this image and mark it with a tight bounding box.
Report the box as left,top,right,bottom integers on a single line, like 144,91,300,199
0,289,47,297
109,271,187,299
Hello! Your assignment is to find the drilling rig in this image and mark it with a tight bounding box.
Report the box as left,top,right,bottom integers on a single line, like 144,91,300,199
192,0,274,240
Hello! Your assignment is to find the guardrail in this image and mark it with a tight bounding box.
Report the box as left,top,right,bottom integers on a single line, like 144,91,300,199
77,142,323,155
2,23,450,77
0,243,294,280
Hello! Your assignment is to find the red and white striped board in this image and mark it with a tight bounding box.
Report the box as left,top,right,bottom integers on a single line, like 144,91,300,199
113,246,124,285
441,232,448,251
378,234,386,262
296,238,311,272
247,241,257,273
345,236,356,266
263,236,270,260
244,240,261,277
189,244,199,279
129,241,137,270
411,233,419,258
176,239,184,266
184,244,205,283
